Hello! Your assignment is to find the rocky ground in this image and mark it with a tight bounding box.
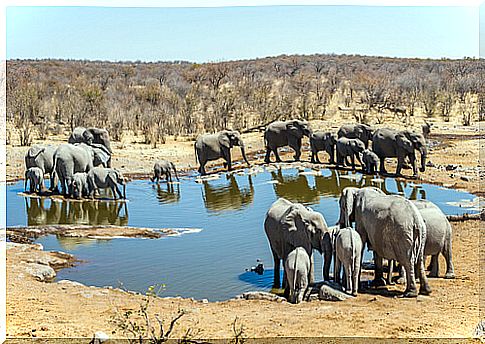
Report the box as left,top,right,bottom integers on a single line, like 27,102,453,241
5,117,484,340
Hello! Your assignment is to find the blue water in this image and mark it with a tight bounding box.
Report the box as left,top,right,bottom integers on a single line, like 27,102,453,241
7,167,478,301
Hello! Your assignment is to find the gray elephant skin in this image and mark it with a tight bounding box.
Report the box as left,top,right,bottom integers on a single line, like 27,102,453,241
336,137,365,170
71,172,90,199
285,247,310,303
264,197,332,289
372,128,427,177
195,130,250,175
264,120,312,163
25,167,45,193
338,124,373,148
361,149,379,174
25,144,57,190
310,131,337,164
151,160,179,183
53,143,111,196
332,226,363,296
87,166,126,200
338,186,431,297
69,127,112,167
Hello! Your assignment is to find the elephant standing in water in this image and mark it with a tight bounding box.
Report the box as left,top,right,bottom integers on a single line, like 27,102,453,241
285,247,310,304
264,120,312,163
87,167,127,200
338,123,374,148
338,187,431,297
195,130,250,175
310,131,337,164
151,160,179,183
25,167,46,193
372,128,427,177
69,127,113,167
25,144,57,191
264,198,332,289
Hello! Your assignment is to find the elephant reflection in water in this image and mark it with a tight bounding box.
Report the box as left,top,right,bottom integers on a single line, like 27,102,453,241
359,175,427,200
201,174,254,212
153,183,180,204
25,197,128,226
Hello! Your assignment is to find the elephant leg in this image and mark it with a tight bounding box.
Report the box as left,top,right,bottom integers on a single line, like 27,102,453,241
264,148,272,164
272,250,280,288
372,253,386,287
345,263,352,294
334,256,341,285
409,154,418,177
379,157,387,174
401,260,418,297
273,148,282,163
443,244,456,279
309,252,315,285
428,255,439,277
352,251,361,296
310,151,316,163
387,260,395,285
418,255,432,295
199,161,207,176
323,249,332,281
289,144,301,161
351,155,356,170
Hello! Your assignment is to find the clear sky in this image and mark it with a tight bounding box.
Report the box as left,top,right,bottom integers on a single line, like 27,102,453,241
6,5,479,62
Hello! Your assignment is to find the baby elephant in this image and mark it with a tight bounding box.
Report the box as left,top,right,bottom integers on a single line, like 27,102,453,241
25,167,45,193
150,160,179,183
284,247,310,304
361,149,379,174
310,131,337,164
71,172,90,199
336,137,365,170
87,166,126,200
332,227,363,296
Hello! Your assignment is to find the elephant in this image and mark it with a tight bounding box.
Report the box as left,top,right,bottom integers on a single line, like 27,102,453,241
195,130,250,175
422,121,432,139
69,127,112,167
71,172,90,199
337,124,373,148
284,247,310,304
264,197,332,289
361,149,379,174
338,186,431,297
25,144,58,190
150,160,179,183
25,167,45,193
264,120,312,163
52,143,111,196
310,131,337,164
202,174,253,212
372,128,427,177
331,226,363,296
336,137,365,170
87,166,126,200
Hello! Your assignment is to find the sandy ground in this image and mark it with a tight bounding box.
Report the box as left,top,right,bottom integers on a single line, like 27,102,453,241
5,116,484,340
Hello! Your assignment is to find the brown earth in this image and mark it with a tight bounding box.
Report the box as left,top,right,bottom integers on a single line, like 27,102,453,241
5,117,484,340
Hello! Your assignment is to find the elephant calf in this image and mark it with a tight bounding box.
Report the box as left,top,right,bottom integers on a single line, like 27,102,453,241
336,137,365,170
151,160,179,183
332,227,362,296
310,131,337,164
284,247,310,304
71,172,90,199
87,167,126,200
25,167,45,194
361,149,379,174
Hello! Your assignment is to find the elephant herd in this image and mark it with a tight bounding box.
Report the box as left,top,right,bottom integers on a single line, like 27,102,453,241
194,121,428,179
264,187,455,303
24,127,126,200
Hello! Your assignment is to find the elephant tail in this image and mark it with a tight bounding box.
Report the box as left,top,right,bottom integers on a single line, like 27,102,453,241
410,202,426,266
292,249,299,302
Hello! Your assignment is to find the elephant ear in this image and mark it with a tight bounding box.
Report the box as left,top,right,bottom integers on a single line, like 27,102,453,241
281,204,311,249
218,133,232,149
91,144,111,166
396,132,414,153
286,121,303,139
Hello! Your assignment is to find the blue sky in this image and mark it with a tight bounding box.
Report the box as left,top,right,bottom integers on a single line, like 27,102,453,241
7,5,479,62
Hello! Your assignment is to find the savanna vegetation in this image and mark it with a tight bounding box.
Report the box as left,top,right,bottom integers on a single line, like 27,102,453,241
6,54,484,147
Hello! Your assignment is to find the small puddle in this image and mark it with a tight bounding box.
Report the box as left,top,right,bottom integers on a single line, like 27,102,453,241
6,166,479,301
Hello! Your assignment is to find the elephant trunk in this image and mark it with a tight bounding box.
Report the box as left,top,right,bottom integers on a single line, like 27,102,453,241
419,146,427,173
240,145,251,167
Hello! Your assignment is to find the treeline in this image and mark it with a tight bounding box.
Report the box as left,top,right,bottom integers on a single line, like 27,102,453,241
6,54,484,146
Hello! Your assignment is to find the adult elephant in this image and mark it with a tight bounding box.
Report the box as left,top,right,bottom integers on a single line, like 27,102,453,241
264,120,312,163
25,144,57,190
264,197,332,289
338,186,431,297
338,123,373,148
195,130,250,175
53,143,111,196
69,127,112,167
372,128,427,177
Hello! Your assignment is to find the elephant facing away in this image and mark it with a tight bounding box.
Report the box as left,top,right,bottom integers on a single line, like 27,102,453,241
264,198,332,289
71,172,90,199
25,144,57,190
285,247,310,304
87,167,126,200
372,128,427,177
361,149,379,174
264,120,312,163
195,130,250,175
25,167,45,193
332,226,363,296
310,131,337,164
151,160,179,183
338,186,431,297
338,124,373,148
336,137,365,170
69,127,112,167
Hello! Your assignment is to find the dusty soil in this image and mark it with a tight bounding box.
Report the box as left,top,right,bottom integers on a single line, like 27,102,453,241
5,116,484,340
